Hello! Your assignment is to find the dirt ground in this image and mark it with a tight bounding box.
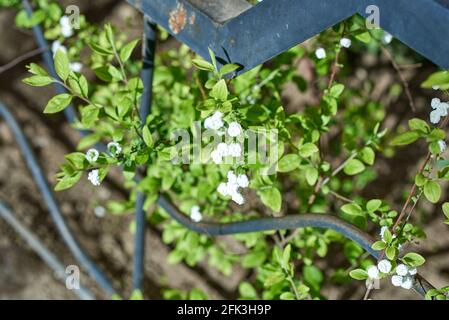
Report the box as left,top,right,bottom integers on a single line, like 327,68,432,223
0,0,448,300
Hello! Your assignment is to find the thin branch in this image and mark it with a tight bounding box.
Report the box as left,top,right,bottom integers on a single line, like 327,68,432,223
0,46,47,75
382,46,416,113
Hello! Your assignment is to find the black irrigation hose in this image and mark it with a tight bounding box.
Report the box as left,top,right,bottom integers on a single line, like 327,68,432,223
157,195,435,298
132,18,157,292
17,0,435,300
0,101,116,297
0,202,94,300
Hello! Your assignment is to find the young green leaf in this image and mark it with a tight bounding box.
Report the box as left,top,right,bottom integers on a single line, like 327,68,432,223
143,126,153,147
390,131,420,146
424,180,441,204
341,203,363,215
258,187,282,212
277,154,300,172
192,59,215,72
343,159,365,175
54,49,70,81
305,167,319,185
360,147,375,165
210,79,228,101
220,63,240,76
402,252,425,267
120,39,139,63
43,94,72,114
54,171,82,191
22,75,53,87
298,143,318,157
349,268,368,280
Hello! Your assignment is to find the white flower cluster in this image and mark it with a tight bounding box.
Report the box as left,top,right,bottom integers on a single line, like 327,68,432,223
340,38,352,48
107,141,122,156
60,16,73,38
315,48,326,60
391,264,417,290
88,169,101,186
367,259,392,280
217,171,249,205
430,98,449,124
190,206,202,222
204,111,224,130
85,148,99,163
204,112,244,164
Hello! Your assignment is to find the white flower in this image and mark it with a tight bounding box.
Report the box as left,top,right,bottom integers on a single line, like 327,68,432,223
315,47,326,59
431,98,442,109
204,111,224,130
237,174,249,188
391,275,403,287
94,206,106,218
107,141,122,156
401,276,414,290
60,16,73,38
211,150,223,164
227,121,242,137
88,169,101,186
438,140,446,152
433,85,440,90
216,142,229,156
227,143,242,157
70,62,83,72
340,38,352,48
227,171,238,184
217,182,229,196
51,41,67,57
408,268,417,275
190,206,202,222
85,148,99,162
367,265,380,279
231,192,245,205
377,259,392,273
382,32,393,45
396,264,409,276
430,109,442,124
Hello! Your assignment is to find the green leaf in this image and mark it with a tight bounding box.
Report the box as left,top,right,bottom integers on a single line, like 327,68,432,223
192,59,215,72
442,202,449,219
238,282,257,299
329,83,345,98
421,71,449,90
264,271,285,287
242,250,267,268
80,105,99,127
119,39,139,63
54,171,82,191
305,167,319,186
77,133,100,150
343,159,365,175
220,63,240,76
349,268,368,280
43,94,72,114
360,147,375,165
277,154,300,172
108,65,123,81
366,199,381,212
415,173,427,187
385,246,396,260
258,187,282,212
65,152,87,170
143,126,153,147
424,180,441,204
402,252,425,267
408,118,430,133
22,75,53,86
372,240,387,250
130,289,143,300
94,66,113,82
298,143,318,157
279,292,295,300
27,63,48,76
341,203,363,215
210,79,228,101
54,49,70,81
391,131,420,146
89,42,113,56
303,265,323,289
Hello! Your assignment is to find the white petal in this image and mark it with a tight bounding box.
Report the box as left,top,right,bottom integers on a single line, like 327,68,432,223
396,264,409,276
315,48,326,59
237,174,249,188
377,259,392,273
367,265,380,279
391,275,403,287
